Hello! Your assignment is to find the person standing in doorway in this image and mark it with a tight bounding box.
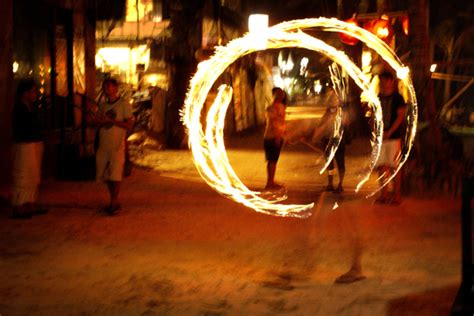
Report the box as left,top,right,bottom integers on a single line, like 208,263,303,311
92,78,133,215
11,79,48,219
263,87,287,190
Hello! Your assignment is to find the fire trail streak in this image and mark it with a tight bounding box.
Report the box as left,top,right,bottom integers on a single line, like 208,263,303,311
182,18,417,217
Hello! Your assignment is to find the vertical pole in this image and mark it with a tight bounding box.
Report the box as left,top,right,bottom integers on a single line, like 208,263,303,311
0,0,14,189
409,0,434,120
67,9,74,128
136,0,139,43
84,2,96,108
461,177,473,291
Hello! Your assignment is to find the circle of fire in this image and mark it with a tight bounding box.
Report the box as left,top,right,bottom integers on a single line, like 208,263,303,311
182,18,417,218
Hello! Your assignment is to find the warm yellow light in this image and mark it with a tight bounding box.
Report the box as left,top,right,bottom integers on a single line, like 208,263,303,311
248,14,269,50
182,17,418,216
396,66,410,80
12,61,19,73
144,73,166,87
96,47,130,68
248,14,269,33
362,50,372,68
376,27,389,38
146,74,158,86
430,64,437,73
314,80,322,94
126,0,152,22
300,57,309,67
96,45,150,84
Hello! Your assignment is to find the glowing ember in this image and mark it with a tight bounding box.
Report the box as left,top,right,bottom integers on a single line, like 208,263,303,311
182,17,417,216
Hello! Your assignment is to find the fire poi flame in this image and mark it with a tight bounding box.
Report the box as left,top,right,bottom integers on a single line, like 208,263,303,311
182,18,417,218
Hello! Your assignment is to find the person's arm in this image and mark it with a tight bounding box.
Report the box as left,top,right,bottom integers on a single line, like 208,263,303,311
105,99,134,131
86,103,108,127
106,116,134,131
266,105,278,132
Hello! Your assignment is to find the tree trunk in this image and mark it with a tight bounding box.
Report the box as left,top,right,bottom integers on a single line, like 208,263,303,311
408,0,435,120
165,0,205,148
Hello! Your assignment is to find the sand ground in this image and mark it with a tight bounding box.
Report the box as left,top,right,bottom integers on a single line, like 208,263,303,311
0,134,462,315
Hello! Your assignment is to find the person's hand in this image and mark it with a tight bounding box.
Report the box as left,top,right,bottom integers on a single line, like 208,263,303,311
96,112,113,128
103,115,115,129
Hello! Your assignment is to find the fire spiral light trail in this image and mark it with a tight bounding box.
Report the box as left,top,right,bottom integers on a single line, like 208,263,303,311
182,18,417,217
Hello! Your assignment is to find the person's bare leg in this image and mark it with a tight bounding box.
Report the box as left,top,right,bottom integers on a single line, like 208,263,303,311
335,170,345,193
266,161,278,188
376,166,390,203
391,168,402,204
106,181,121,210
335,241,365,283
335,207,366,284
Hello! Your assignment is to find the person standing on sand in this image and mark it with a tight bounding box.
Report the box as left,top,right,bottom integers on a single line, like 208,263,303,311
375,71,407,205
311,101,349,194
11,79,49,219
90,78,133,215
263,87,287,190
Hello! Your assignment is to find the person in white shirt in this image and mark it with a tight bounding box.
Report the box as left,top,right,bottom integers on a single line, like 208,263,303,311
92,78,133,215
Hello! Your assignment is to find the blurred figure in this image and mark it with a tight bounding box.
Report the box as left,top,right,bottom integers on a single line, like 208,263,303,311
334,198,366,284
311,95,349,194
263,87,287,189
11,79,48,219
375,71,407,205
92,78,133,215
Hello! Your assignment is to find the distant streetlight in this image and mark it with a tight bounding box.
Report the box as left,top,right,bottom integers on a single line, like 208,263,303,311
12,61,19,73
248,14,269,50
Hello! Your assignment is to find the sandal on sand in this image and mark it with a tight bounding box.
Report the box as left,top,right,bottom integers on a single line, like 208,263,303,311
334,186,344,194
388,197,402,206
108,204,121,215
103,204,121,215
32,207,49,216
335,272,366,284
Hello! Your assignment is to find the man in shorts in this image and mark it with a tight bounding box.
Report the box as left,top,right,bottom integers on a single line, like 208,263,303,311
93,78,133,215
376,71,406,205
263,87,287,189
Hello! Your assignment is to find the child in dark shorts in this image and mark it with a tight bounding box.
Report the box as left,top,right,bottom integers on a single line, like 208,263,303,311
263,88,287,189
264,138,283,162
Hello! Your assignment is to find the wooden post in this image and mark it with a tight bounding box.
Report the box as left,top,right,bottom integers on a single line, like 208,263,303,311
84,0,96,154
0,0,14,189
408,0,435,120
